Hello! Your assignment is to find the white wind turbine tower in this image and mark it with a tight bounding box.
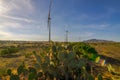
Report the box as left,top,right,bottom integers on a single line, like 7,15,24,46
66,30,69,42
47,0,53,43
65,25,69,42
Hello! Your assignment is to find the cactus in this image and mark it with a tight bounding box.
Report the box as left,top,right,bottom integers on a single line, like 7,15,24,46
52,45,57,52
17,65,24,75
7,69,12,76
28,72,35,80
6,42,104,79
28,67,37,75
23,68,28,76
10,74,20,80
35,72,43,79
97,74,103,80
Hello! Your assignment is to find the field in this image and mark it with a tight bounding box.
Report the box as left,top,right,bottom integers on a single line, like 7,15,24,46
89,42,120,73
89,42,120,78
0,41,49,78
0,41,120,80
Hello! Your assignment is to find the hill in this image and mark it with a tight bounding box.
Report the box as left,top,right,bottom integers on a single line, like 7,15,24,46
83,39,114,43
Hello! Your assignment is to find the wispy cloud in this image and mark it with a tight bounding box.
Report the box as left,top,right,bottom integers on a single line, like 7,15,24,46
85,24,110,30
0,31,13,37
0,0,35,23
0,0,34,14
0,0,9,14
0,22,22,29
0,23,47,41
0,14,34,23
68,31,95,42
0,30,48,41
0,22,22,39
81,32,94,37
0,20,48,41
69,24,110,31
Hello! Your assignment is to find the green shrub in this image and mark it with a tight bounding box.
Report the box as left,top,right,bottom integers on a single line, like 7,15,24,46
0,49,9,56
73,42,98,61
10,75,20,80
7,69,12,76
24,53,33,58
0,68,7,77
0,47,19,56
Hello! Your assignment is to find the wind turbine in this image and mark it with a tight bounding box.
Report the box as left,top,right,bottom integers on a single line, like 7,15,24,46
47,0,53,43
65,25,69,42
66,30,69,42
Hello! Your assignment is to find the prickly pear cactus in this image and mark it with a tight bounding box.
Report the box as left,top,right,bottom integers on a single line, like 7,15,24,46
28,72,35,80
10,75,20,80
7,69,12,76
28,67,37,75
17,65,24,75
98,74,103,80
5,42,103,80
36,72,43,79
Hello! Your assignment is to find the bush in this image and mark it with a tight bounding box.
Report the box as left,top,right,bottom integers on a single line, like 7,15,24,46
73,42,98,61
0,47,19,56
0,68,7,77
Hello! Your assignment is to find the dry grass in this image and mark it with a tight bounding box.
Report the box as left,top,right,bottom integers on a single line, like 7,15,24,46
89,42,120,79
89,43,120,60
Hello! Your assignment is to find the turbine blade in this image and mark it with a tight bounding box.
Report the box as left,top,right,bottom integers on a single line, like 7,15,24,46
47,0,53,29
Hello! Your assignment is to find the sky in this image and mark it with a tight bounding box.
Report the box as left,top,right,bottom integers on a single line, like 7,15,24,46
0,0,120,42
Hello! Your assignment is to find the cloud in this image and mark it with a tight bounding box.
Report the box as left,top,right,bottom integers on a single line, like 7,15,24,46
0,1,8,14
15,34,48,41
81,32,94,37
68,31,95,42
0,22,21,39
0,22,22,30
0,0,35,23
0,31,48,41
71,23,110,30
74,32,95,38
0,20,48,41
0,24,48,41
0,14,34,23
0,31,13,37
0,0,34,14
0,29,15,40
85,24,110,29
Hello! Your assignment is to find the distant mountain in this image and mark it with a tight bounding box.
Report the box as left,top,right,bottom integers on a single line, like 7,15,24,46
83,39,114,43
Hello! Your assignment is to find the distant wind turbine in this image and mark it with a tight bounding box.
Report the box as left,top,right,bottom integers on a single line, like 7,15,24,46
66,30,69,42
65,25,69,42
47,0,53,43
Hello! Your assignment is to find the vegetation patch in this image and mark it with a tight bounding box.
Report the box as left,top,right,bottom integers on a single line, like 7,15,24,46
0,47,19,57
